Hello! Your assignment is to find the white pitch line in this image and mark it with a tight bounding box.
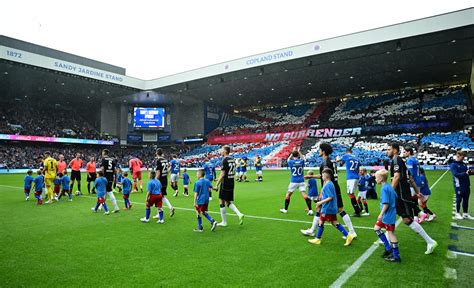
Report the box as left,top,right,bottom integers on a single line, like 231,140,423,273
0,184,374,230
329,169,450,288
450,251,474,257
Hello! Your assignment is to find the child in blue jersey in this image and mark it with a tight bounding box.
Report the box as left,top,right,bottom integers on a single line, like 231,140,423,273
418,168,436,222
53,173,61,201
182,168,191,197
203,160,215,199
336,148,362,216
280,149,313,215
357,168,370,216
374,169,400,263
300,170,322,236
193,169,218,232
24,170,34,201
58,171,72,201
91,171,110,215
115,168,124,194
170,155,181,197
141,171,164,223
122,171,133,210
308,168,354,246
32,170,44,205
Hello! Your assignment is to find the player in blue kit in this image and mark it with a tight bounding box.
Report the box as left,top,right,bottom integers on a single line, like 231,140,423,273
203,160,216,199
308,168,354,246
32,170,44,205
404,147,423,222
450,150,474,220
141,171,164,223
300,170,321,236
254,155,264,182
115,169,124,194
336,148,362,216
122,171,133,210
182,168,191,197
374,169,401,262
357,168,370,216
170,155,181,197
280,148,313,215
91,171,110,215
58,171,72,201
193,169,218,232
418,168,436,222
23,170,34,201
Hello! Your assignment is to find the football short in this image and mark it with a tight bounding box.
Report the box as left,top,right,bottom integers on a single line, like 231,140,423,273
116,182,122,188
133,170,142,180
44,177,54,186
396,197,415,219
183,185,188,189
288,182,306,193
256,170,262,175
97,197,106,204
410,187,416,197
146,194,163,208
346,179,357,195
375,220,396,231
106,181,113,192
309,196,319,201
420,195,430,201
34,191,42,197
196,203,209,213
170,173,179,182
160,178,168,196
54,185,60,194
320,214,337,222
219,183,234,202
71,170,81,181
87,172,97,182
358,190,367,200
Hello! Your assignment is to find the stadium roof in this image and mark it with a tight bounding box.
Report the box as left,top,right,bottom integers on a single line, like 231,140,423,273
0,8,473,107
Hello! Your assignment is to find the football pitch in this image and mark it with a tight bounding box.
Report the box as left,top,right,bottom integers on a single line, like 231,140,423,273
0,169,471,287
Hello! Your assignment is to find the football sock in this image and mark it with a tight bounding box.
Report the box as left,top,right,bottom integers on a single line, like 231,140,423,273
139,180,143,190
145,208,150,219
94,202,100,211
87,183,91,193
349,194,361,214
229,203,242,217
391,242,400,259
47,186,53,201
413,204,421,216
310,215,319,232
209,191,212,198
102,203,109,212
340,211,355,234
124,199,128,208
203,212,214,223
408,221,434,244
375,229,391,251
363,200,369,213
70,183,73,192
163,197,173,209
68,193,72,200
159,209,164,221
284,198,290,210
220,204,227,224
108,192,119,210
197,216,203,230
357,198,364,212
77,183,81,192
423,207,433,215
316,223,324,239
304,198,312,211
335,223,349,237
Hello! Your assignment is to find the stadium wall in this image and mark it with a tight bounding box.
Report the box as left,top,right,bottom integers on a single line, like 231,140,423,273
171,102,205,139
100,102,120,136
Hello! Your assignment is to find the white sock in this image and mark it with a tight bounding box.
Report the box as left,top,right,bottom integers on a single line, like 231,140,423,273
409,221,434,244
228,203,242,217
163,197,173,209
342,214,355,234
220,206,227,224
310,215,319,232
107,192,119,210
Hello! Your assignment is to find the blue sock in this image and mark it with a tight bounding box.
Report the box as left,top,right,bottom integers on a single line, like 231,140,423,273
315,211,320,217
197,216,203,230
124,200,128,208
25,192,28,198
203,212,215,223
58,193,62,200
316,223,324,239
336,223,348,237
159,210,164,221
126,199,130,207
35,194,40,201
375,230,391,251
145,208,150,219
68,193,72,200
94,203,100,211
102,203,109,212
391,242,400,259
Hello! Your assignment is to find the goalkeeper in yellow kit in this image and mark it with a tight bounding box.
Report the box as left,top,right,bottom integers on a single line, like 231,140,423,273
43,151,58,204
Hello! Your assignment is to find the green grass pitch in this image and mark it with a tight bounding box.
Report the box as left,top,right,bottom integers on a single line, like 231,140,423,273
0,170,465,287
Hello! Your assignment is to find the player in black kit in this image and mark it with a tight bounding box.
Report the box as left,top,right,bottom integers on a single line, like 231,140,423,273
100,149,120,213
155,148,175,217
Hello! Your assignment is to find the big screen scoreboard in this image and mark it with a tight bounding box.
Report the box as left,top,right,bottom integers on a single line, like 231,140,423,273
133,107,165,129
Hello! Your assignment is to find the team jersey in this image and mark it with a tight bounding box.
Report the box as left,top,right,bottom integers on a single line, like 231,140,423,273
419,175,431,196
24,175,34,189
235,159,242,173
116,173,124,183
57,160,67,173
94,177,107,197
240,158,248,172
380,183,398,225
101,157,117,180
358,175,368,191
69,158,83,171
182,173,190,185
53,177,61,186
255,157,263,171
155,157,169,181
406,156,421,186
450,160,470,191
43,157,58,178
33,175,44,192
147,178,162,195
288,159,305,183
367,174,376,189
204,163,215,181
390,155,411,200
86,161,96,173
307,178,318,197
221,156,236,190
321,181,337,215
170,159,180,174
319,157,338,185
194,178,212,205
60,175,70,190
341,154,360,180
122,178,132,194
128,158,142,172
